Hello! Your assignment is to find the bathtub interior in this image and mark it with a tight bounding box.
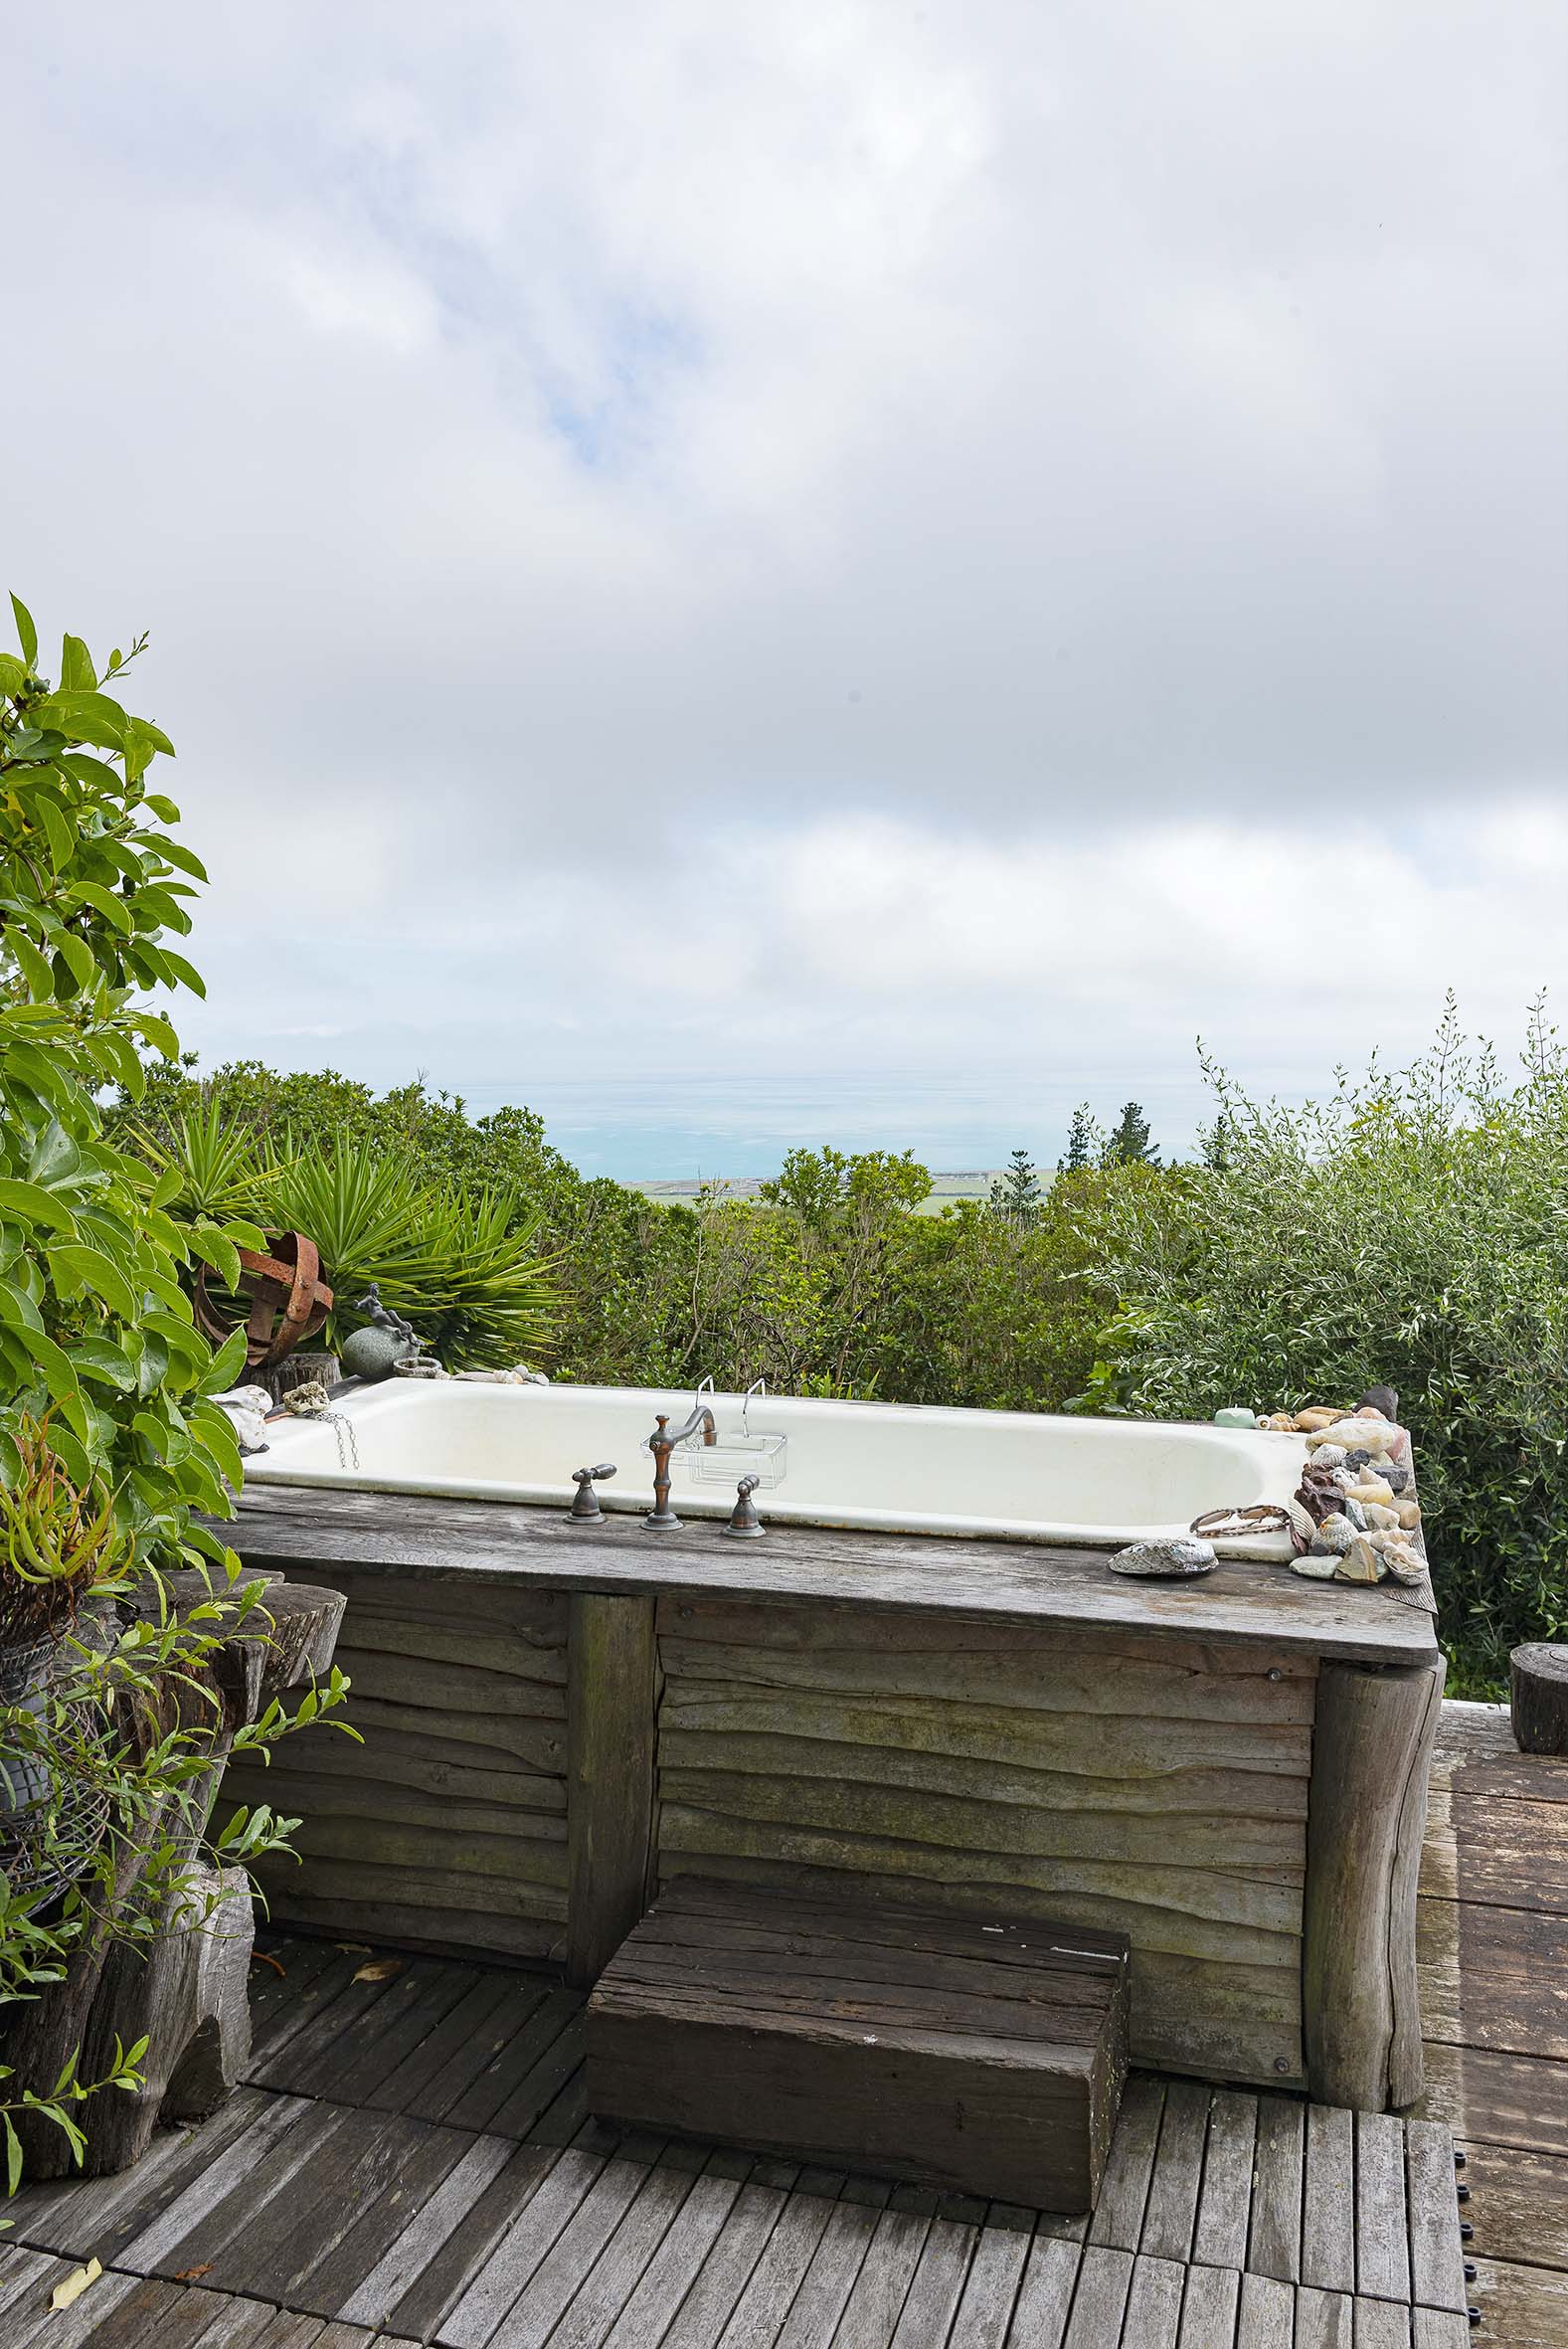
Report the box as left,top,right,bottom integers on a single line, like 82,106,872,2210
247,1379,1306,1557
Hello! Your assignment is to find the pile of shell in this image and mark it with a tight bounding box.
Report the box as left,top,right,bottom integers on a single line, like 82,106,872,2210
1285,1403,1425,1586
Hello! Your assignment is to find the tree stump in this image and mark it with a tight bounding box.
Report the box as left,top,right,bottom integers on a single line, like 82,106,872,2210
0,1573,345,2177
1510,1644,1568,1755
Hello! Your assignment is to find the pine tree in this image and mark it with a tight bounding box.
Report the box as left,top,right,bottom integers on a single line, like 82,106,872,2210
989,1148,1041,1225
1103,1101,1159,1167
1058,1104,1097,1174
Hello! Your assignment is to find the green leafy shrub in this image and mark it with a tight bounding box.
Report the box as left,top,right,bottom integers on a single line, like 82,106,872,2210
1,597,350,2191
1092,1003,1568,1694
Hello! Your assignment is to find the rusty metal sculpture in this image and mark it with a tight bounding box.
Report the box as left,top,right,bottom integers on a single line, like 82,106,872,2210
192,1230,333,1371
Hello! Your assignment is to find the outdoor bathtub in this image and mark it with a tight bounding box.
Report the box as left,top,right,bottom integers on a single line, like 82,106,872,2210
246,1378,1305,1558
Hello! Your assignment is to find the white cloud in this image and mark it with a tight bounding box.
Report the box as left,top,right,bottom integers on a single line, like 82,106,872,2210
4,0,1565,1167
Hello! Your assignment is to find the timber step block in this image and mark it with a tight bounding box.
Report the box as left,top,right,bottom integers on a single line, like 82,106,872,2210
584,1873,1131,2212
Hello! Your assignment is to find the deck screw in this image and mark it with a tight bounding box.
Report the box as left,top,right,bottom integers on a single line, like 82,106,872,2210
1454,2149,1467,2168
1467,2309,1481,2327
1460,2223,1474,2242
1267,1669,1283,1682
1273,2058,1290,2073
1464,2263,1478,2282
1457,2183,1471,2202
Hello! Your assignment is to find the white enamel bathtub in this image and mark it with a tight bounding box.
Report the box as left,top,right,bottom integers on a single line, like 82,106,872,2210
246,1380,1307,1559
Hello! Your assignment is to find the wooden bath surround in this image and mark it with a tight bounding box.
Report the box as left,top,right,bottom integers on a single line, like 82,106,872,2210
222,1484,1444,2114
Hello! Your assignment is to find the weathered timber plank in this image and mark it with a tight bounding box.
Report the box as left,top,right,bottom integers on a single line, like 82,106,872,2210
1062,2244,1133,2346
438,2143,611,2347
1411,2308,1473,2349
296,2119,482,2317
226,1766,567,1843
1418,1896,1568,2059
567,1593,658,1988
373,2141,562,2342
1139,2081,1210,2263
1419,1790,1568,1912
330,2131,515,2329
367,1974,544,2118
1191,2091,1258,2271
1414,2042,1568,2157
472,2140,667,2349
260,1815,569,1887
596,2161,756,2347
656,1632,1317,1724
1002,2230,1081,2349
827,2207,933,2349
1449,2141,1568,2271
243,1732,568,1811
769,2187,891,2348
1305,1657,1445,2109
1176,2262,1239,2347
658,1728,1310,1819
259,1897,563,1967
1296,2285,1354,2347
229,1483,1440,1667
686,2167,843,2347
312,1647,568,1719
1248,2095,1305,2284
1122,2255,1186,2348
117,2094,338,2276
1405,2120,1468,2316
1353,2112,1411,2305
544,2159,700,2349
1302,2102,1355,2295
1468,2257,1568,2347
655,1766,1305,1871
658,1804,1303,1933
1235,2270,1294,2346
657,1593,1319,1675
218,2108,436,2303
1350,2296,1412,2347
660,1685,1312,1780
887,2214,978,2348
247,1859,568,1923
1089,2078,1163,2250
436,1985,584,2133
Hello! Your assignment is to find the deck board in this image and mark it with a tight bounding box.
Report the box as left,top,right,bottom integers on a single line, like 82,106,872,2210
9,1696,1559,2347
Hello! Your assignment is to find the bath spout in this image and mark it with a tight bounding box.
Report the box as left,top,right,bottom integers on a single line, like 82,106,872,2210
644,1404,717,1530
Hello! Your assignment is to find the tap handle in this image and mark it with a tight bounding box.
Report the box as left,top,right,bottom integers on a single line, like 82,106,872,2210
724,1473,765,1537
569,1463,617,1523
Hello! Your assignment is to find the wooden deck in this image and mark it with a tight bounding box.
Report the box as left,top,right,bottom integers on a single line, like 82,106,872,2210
1,1701,1562,2346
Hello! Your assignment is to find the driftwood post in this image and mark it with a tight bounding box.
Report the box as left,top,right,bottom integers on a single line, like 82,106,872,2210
1510,1644,1568,1755
567,1592,657,1987
2,1572,345,2177
1303,1654,1445,2110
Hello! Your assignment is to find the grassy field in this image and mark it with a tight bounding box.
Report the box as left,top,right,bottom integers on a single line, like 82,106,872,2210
630,1171,1010,1216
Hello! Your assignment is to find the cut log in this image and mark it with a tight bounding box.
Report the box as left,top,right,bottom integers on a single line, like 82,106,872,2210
1510,1645,1568,1756
1303,1655,1446,2109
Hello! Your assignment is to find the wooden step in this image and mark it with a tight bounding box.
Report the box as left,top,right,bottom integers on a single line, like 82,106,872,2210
585,1874,1131,2211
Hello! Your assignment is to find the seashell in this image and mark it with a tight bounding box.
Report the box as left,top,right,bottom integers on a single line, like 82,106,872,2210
1190,1505,1292,1540
1375,1536,1427,1585
1335,1536,1386,1584
1293,1552,1341,1579
1397,1501,1423,1532
1308,1444,1348,1470
1295,1407,1346,1432
1307,1418,1394,1456
1110,1537,1218,1578
282,1379,332,1416
1309,1514,1356,1555
1286,1498,1317,1550
1346,1477,1395,1509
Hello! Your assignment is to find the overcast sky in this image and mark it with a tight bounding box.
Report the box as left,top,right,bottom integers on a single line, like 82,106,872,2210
9,2,1567,1174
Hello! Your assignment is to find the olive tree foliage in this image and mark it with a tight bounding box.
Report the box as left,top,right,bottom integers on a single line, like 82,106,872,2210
1092,1001,1568,1692
0,597,350,2188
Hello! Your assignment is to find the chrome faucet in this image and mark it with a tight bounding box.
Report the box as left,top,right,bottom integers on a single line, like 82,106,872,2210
644,1401,718,1530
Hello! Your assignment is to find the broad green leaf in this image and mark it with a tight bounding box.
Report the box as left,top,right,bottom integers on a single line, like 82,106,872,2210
26,690,130,751
0,1279,46,1334
9,1322,82,1407
9,592,38,666
189,1225,243,1292
127,717,175,758
155,947,205,998
142,793,181,824
26,1120,83,1191
55,933,96,993
36,796,73,873
69,880,133,936
67,1335,138,1390
198,1327,248,1396
129,1010,179,1059
47,1244,139,1321
59,634,95,691
142,834,206,882
0,651,28,694
7,931,54,998
0,1178,78,1232
0,1428,22,1489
